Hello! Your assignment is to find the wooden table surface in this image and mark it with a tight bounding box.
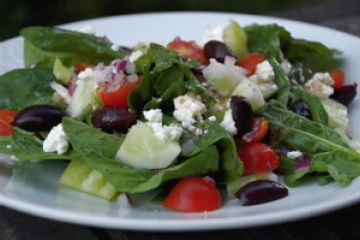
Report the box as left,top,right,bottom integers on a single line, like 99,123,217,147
2,0,360,239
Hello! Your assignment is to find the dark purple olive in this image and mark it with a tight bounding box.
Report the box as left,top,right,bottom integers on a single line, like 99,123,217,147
330,83,357,105
13,105,66,132
291,99,312,119
91,106,136,134
235,180,288,206
230,96,253,139
203,40,236,63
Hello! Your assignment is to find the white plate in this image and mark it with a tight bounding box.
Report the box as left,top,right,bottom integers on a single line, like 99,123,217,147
1,12,360,231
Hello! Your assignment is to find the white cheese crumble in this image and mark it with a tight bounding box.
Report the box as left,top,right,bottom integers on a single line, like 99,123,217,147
173,93,206,124
111,44,120,51
129,50,144,63
43,123,69,155
249,60,278,99
143,109,183,142
220,109,237,136
286,150,303,159
304,72,334,99
143,109,163,122
73,26,96,35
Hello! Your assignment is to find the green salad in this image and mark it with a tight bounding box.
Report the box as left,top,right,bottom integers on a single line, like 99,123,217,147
0,19,359,212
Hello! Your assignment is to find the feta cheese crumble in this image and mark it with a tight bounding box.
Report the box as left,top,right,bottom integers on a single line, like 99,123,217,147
173,93,206,124
43,123,69,154
249,60,278,99
73,26,96,35
142,109,183,142
286,150,303,159
220,109,237,136
304,72,334,99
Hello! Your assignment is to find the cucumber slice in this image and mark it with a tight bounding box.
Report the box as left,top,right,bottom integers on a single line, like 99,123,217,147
321,98,348,130
223,19,248,59
202,59,245,97
59,159,117,200
53,58,76,85
66,78,99,119
231,78,265,111
115,122,181,169
227,172,278,198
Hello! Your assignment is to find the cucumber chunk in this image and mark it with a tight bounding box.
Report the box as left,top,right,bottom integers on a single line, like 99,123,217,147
66,78,99,119
115,122,181,169
321,98,348,130
202,59,245,97
223,19,248,59
231,78,265,111
53,58,76,85
59,159,117,200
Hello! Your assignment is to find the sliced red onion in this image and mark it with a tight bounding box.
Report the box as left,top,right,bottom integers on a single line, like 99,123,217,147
67,76,78,96
127,74,138,83
280,59,293,75
203,176,216,186
242,130,258,142
117,193,133,207
294,154,311,172
112,59,128,71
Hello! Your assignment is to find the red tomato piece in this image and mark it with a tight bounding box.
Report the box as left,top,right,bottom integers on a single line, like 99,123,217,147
99,76,141,109
0,109,17,136
74,62,95,73
167,38,208,65
163,176,222,212
328,69,345,89
237,53,265,77
0,121,14,136
0,109,17,124
238,142,279,175
238,117,269,144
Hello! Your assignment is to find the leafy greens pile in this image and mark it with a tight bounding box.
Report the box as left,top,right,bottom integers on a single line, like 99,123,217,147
0,21,359,201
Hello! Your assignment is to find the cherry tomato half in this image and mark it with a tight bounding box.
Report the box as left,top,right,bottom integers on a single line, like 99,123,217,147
163,176,222,212
237,53,265,77
328,69,345,89
238,117,269,144
167,38,208,65
0,109,17,124
238,142,280,175
99,76,141,109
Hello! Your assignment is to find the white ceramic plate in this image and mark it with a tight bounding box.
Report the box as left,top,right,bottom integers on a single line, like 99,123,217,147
1,12,360,231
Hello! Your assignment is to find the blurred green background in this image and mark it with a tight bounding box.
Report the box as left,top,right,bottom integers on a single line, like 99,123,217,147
1,0,334,41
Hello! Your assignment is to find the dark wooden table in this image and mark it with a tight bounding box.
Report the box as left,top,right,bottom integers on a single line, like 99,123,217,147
2,0,360,239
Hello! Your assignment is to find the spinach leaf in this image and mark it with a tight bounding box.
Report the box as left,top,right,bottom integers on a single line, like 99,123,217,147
62,117,222,193
180,121,243,183
0,68,60,111
257,100,360,186
129,44,215,113
290,88,329,126
245,24,340,72
20,26,126,69
0,127,71,161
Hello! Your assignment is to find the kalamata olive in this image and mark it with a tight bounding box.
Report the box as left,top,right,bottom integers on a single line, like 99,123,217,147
230,96,253,139
330,83,357,105
203,40,236,63
291,99,311,119
13,105,66,132
235,180,288,206
91,106,136,134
